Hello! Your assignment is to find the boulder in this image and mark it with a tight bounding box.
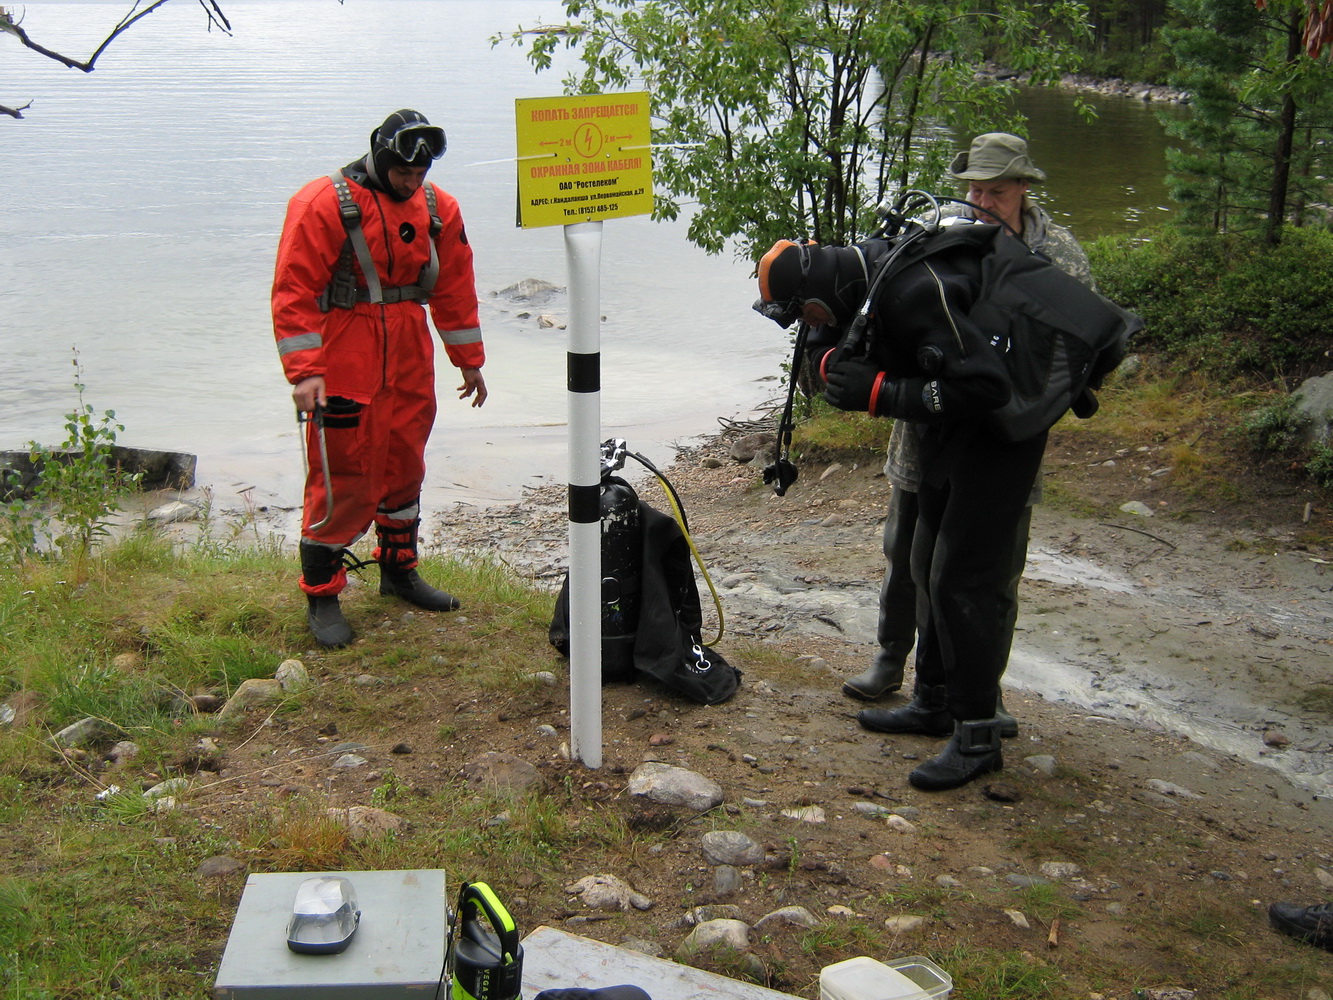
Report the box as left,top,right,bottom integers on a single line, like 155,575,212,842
1293,371,1333,447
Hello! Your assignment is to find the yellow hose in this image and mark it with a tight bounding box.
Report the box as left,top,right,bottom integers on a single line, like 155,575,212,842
642,463,725,648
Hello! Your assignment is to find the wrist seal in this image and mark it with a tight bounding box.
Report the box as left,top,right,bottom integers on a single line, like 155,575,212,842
868,372,888,416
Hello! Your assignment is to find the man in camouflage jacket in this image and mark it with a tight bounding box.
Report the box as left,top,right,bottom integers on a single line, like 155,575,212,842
849,133,1095,732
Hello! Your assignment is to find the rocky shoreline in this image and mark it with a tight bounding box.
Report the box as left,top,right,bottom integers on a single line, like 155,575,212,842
975,62,1190,103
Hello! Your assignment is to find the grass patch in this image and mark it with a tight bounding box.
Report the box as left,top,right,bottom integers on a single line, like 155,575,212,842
790,398,895,459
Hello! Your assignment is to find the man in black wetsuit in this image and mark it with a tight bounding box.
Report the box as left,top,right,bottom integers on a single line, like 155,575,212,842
755,221,1127,790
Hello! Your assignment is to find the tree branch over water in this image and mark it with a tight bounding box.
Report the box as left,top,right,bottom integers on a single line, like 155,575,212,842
0,1,232,119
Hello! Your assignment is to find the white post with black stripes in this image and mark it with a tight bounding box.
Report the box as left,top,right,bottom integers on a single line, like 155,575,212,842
564,220,604,768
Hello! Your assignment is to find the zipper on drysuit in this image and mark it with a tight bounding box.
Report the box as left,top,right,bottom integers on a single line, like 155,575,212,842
922,260,968,360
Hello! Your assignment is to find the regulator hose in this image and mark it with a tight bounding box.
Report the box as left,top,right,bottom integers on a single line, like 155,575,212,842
625,450,725,647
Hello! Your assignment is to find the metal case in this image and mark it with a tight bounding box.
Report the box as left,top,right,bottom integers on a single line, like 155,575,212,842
215,869,449,1000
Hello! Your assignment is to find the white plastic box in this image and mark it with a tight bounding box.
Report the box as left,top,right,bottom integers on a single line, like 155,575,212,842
819,956,952,1000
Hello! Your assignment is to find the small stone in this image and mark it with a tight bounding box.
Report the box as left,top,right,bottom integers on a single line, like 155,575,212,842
1145,779,1202,799
275,659,311,692
148,500,201,524
197,855,246,878
144,777,189,800
327,805,408,840
712,865,743,896
677,918,751,956
781,805,826,824
1006,874,1050,888
1003,908,1031,929
755,905,820,930
1263,730,1290,748
50,717,105,748
566,874,652,911
1023,754,1057,776
108,740,140,764
983,782,1022,802
701,830,765,866
883,915,926,933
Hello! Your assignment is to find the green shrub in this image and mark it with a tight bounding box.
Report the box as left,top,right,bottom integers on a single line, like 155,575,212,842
1237,394,1305,454
1,350,141,564
1307,442,1333,490
1087,227,1333,379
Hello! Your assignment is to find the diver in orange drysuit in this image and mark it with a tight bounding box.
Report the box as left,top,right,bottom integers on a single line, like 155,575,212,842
272,109,487,648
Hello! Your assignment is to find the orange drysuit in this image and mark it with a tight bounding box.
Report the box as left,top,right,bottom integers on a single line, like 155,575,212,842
272,170,484,595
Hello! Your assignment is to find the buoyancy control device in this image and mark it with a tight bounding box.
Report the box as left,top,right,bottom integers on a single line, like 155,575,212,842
549,439,740,705
318,170,443,312
762,190,1140,493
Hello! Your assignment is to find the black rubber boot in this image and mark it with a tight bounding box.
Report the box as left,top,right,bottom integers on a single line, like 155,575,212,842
379,564,460,612
858,683,951,736
1268,901,1333,951
299,542,352,648
909,718,1004,791
375,518,460,612
842,646,907,700
306,595,353,648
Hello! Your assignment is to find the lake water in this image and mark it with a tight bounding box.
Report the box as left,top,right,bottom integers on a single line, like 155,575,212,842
0,0,1180,517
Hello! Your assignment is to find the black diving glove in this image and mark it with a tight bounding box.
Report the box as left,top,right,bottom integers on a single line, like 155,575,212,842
824,359,886,414
825,359,940,419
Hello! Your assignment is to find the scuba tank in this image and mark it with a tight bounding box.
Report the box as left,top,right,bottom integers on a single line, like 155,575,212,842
451,882,523,1000
598,439,643,683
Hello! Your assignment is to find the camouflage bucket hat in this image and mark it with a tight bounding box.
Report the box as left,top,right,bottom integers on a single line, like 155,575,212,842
948,132,1046,183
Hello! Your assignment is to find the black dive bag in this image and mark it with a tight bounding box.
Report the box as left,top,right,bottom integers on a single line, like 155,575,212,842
549,454,739,706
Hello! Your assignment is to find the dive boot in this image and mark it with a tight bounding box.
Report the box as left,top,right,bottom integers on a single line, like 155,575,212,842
1268,901,1333,951
306,595,352,648
842,648,906,700
379,565,460,612
299,541,353,648
908,718,1004,791
857,683,951,736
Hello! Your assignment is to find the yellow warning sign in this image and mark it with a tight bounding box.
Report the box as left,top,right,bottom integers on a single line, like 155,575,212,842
515,92,654,229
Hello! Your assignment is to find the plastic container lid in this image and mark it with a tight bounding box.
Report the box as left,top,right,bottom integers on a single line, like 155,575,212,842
819,956,952,1000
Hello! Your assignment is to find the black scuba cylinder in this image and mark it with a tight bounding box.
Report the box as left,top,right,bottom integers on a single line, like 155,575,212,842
599,474,642,683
